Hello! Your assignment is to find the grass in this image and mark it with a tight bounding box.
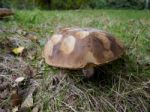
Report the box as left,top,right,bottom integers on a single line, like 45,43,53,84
0,9,150,112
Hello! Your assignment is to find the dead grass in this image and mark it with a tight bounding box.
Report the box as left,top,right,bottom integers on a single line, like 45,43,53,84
0,9,150,112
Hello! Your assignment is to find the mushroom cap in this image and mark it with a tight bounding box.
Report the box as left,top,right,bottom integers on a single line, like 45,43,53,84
43,28,125,69
0,8,14,18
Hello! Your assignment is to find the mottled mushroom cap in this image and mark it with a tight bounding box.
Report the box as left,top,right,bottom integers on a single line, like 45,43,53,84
0,8,14,18
43,28,125,69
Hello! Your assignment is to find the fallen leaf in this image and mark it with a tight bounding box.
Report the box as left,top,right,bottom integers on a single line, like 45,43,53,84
21,94,33,108
12,47,24,55
11,88,22,107
15,77,25,83
20,80,38,109
32,105,40,112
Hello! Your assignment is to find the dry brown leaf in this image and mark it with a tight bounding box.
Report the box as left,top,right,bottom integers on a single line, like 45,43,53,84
32,105,40,112
21,94,33,108
11,88,22,107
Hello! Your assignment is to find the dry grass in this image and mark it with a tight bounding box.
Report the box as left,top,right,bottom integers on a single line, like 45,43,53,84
0,9,150,112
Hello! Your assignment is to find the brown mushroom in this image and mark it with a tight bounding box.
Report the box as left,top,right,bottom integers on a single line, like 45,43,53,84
43,28,125,78
0,8,14,18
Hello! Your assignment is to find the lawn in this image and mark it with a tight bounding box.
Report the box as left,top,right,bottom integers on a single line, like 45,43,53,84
0,9,150,112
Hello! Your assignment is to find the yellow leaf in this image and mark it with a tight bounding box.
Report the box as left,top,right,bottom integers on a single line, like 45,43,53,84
12,47,24,55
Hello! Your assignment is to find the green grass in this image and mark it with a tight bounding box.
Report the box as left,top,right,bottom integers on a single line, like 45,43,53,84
0,9,150,112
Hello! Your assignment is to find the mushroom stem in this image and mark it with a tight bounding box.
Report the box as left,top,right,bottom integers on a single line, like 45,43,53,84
82,67,94,78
